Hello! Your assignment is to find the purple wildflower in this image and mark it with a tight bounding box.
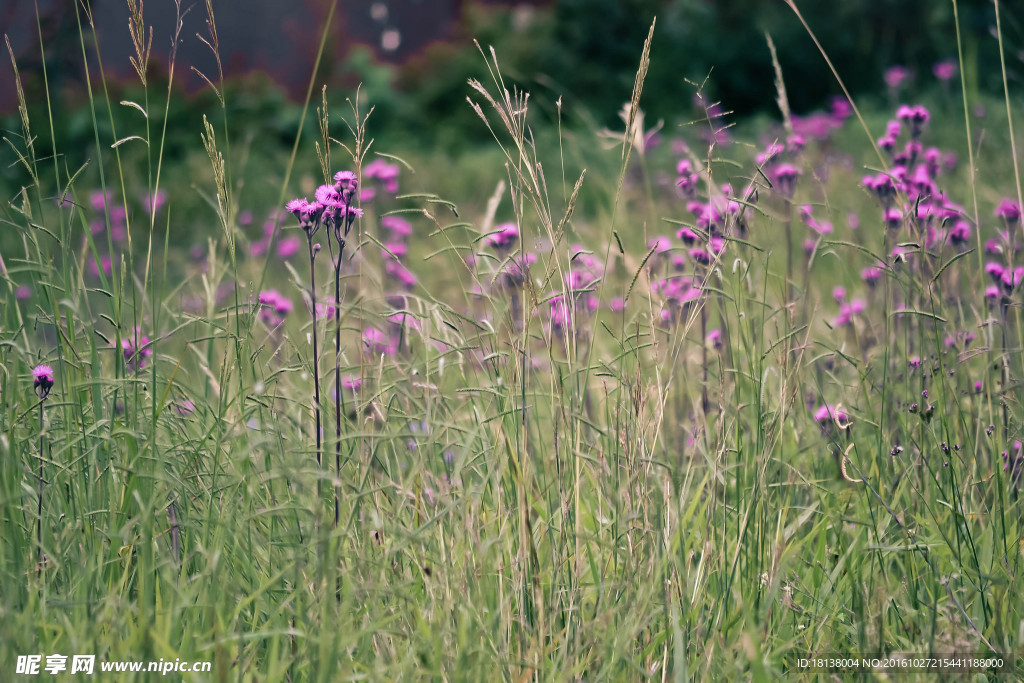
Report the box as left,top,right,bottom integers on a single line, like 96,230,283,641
334,170,358,190
486,223,519,251
385,261,418,290
258,290,293,326
32,364,55,399
278,236,300,259
382,241,408,259
933,60,957,81
885,66,909,90
363,327,395,356
143,189,167,214
812,404,851,429
121,327,153,373
995,199,1021,224
771,163,801,197
381,215,413,237
1002,266,1024,292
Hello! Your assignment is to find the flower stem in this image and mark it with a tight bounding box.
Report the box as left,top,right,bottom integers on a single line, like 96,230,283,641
334,244,344,528
308,237,322,473
37,399,44,574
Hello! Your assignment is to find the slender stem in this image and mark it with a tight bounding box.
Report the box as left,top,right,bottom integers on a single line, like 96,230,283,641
37,399,44,573
701,299,709,415
308,236,322,471
784,200,794,306
1001,301,1010,446
334,242,344,528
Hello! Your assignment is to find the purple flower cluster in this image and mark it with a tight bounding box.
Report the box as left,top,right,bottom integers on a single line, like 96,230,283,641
790,98,848,142
546,246,604,334
858,104,977,261
833,298,866,328
363,159,401,200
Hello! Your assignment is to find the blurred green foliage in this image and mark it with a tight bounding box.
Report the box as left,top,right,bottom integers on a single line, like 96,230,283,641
374,0,1022,137
3,0,1022,198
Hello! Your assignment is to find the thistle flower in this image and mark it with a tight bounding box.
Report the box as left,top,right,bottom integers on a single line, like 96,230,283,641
500,252,537,289
315,184,342,208
932,60,957,81
365,159,400,182
387,311,421,332
486,223,519,251
830,97,852,120
287,197,323,236
382,215,413,237
648,236,672,254
382,241,408,259
676,159,699,196
813,404,850,427
278,236,301,259
676,226,700,244
833,299,865,327
258,290,293,326
286,197,309,217
363,327,396,356
1003,444,1023,489
334,170,358,191
756,142,785,167
385,261,418,290
806,218,833,236
121,328,152,373
863,173,897,206
896,104,930,138
549,296,573,332
689,248,712,265
948,220,971,246
985,262,1005,282
89,257,113,277
884,66,909,90
32,365,54,400
143,189,168,214
995,199,1021,225
315,302,336,319
89,190,114,211
1002,266,1024,292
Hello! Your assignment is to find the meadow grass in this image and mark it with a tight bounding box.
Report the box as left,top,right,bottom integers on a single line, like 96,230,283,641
1,3,1023,681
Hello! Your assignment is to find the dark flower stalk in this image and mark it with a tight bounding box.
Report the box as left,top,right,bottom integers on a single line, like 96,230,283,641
286,198,324,473
322,170,361,527
32,364,54,573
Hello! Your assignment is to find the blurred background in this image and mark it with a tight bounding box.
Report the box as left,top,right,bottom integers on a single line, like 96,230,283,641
4,0,1021,128
1,0,1022,208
